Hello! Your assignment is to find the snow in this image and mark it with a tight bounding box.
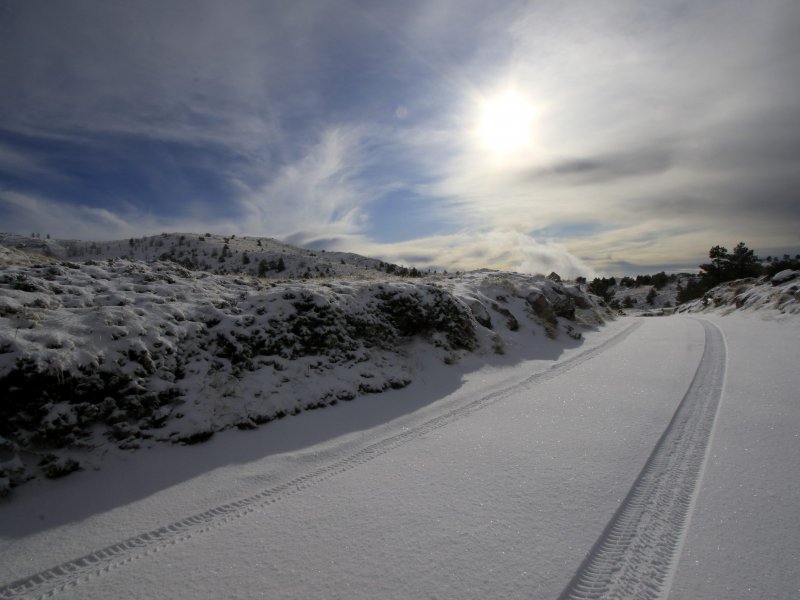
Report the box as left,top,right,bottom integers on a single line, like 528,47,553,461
0,247,612,492
1,312,797,599
0,318,691,596
0,232,408,280
1,235,799,599
771,269,799,284
610,279,682,314
677,274,800,316
667,315,800,600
